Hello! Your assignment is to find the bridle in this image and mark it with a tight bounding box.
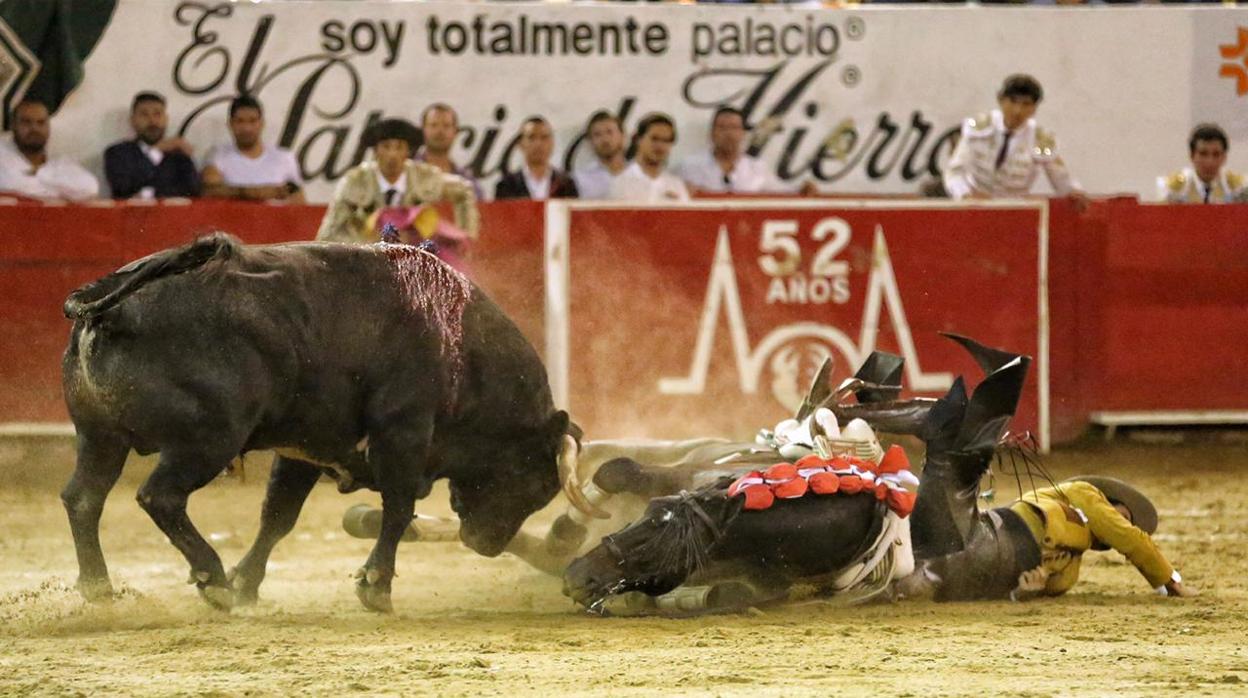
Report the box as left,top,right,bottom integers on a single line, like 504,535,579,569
600,490,726,570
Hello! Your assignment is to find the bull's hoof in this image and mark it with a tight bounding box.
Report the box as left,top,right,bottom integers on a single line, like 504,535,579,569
354,567,393,613
355,582,393,614
75,577,115,603
198,583,235,611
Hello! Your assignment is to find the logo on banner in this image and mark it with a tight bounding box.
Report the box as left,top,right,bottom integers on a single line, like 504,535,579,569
659,222,952,412
1220,27,1248,96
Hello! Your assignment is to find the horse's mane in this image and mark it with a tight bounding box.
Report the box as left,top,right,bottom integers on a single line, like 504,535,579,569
635,483,743,577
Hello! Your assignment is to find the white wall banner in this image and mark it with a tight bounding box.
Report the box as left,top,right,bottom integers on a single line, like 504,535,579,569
47,2,1248,202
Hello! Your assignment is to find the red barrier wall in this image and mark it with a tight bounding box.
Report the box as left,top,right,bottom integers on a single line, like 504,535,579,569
1,198,1245,444
552,203,1046,443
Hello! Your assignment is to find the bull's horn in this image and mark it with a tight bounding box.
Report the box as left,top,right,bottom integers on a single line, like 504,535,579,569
559,434,610,520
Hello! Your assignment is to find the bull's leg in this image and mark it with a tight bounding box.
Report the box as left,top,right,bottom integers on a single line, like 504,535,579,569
230,456,322,605
61,429,129,601
354,427,430,614
135,451,233,609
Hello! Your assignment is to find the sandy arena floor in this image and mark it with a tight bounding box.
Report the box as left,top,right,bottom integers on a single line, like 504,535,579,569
1,436,1246,697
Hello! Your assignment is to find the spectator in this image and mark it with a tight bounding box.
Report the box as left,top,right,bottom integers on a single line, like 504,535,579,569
942,74,1088,210
0,97,98,201
415,103,482,199
201,94,305,204
573,110,628,200
609,112,689,203
678,106,811,195
316,117,479,243
1159,124,1244,204
495,116,578,201
103,91,199,199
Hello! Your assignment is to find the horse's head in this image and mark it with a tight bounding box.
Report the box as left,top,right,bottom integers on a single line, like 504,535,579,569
562,484,742,612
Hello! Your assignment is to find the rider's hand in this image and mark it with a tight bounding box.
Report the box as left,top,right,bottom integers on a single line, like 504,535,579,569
1010,565,1050,601
1164,580,1198,598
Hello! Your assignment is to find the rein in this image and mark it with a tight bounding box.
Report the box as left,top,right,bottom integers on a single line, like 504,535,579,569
678,490,724,542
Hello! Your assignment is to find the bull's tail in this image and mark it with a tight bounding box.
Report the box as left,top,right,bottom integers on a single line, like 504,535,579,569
63,233,240,320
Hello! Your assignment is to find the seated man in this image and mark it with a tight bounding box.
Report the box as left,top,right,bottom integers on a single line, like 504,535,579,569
0,97,98,201
609,112,689,203
104,91,199,199
678,106,812,195
316,118,479,243
942,74,1088,210
573,110,628,200
495,116,578,201
201,95,305,204
1159,123,1244,203
415,103,482,200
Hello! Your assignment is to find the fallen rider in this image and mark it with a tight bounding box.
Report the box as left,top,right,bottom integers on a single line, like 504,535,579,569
896,474,1197,601
891,353,1196,602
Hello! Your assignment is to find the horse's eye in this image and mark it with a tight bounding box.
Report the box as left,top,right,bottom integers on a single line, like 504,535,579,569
658,510,675,523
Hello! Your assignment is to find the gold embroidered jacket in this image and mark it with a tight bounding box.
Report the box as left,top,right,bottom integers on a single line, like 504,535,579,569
943,109,1081,200
1158,166,1246,204
316,160,479,244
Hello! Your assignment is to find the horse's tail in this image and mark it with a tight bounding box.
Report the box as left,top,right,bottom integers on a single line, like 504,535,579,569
63,233,240,320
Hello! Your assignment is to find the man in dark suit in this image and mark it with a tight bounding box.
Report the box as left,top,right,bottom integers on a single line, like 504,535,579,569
495,116,578,200
103,91,199,199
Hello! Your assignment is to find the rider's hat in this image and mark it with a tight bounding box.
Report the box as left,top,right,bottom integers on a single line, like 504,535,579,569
1062,475,1159,545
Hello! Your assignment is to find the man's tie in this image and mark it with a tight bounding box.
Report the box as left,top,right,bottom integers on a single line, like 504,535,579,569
1203,185,1211,204
995,131,1013,171
385,188,398,206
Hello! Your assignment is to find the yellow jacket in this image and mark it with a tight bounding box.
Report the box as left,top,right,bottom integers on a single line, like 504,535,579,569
1010,481,1175,595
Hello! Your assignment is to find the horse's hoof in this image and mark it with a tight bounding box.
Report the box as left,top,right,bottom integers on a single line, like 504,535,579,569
75,577,115,603
226,567,260,606
198,584,235,611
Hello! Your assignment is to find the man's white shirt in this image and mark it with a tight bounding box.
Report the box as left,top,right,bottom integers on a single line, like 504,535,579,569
677,150,786,193
608,162,690,203
374,168,408,205
0,137,98,201
573,159,619,200
205,142,303,187
522,164,553,201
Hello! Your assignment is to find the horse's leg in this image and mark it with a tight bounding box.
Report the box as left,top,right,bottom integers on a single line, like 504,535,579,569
61,428,129,601
230,455,322,605
135,449,235,608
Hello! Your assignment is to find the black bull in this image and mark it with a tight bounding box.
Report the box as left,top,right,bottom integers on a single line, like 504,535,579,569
60,234,591,612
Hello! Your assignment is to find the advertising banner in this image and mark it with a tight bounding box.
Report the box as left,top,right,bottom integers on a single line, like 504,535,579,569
14,2,1248,203
545,200,1049,446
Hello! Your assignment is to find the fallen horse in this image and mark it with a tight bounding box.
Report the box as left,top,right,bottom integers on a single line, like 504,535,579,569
561,337,1033,614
